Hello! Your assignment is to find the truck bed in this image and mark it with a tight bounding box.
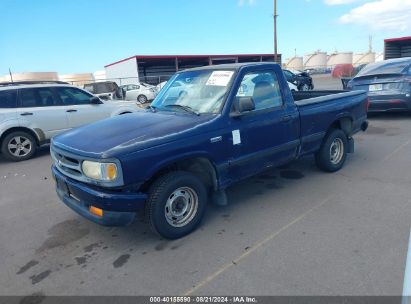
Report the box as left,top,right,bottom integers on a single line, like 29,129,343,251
292,90,368,156
292,90,346,102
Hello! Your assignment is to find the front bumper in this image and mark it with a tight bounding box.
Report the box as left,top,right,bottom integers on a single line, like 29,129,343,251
52,165,147,226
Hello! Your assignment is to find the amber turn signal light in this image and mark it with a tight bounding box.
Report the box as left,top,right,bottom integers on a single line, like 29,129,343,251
89,206,103,217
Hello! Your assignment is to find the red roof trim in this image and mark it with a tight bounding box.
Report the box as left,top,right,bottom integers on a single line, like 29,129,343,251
104,54,277,68
104,56,138,68
384,36,411,43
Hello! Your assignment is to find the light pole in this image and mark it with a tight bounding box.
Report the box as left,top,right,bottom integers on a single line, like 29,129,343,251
274,0,278,63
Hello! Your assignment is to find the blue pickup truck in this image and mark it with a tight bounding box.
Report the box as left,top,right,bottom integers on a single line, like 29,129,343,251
51,63,368,239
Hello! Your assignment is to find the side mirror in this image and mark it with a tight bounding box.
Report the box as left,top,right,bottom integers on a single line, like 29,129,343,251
90,96,102,104
231,96,255,117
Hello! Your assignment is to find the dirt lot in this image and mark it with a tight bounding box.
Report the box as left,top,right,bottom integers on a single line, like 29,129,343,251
1,77,411,297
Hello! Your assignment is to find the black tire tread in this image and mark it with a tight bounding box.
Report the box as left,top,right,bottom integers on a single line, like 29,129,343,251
315,128,347,172
1,131,37,162
145,171,206,239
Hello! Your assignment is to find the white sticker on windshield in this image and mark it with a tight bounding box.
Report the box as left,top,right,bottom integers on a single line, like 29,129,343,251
206,71,234,87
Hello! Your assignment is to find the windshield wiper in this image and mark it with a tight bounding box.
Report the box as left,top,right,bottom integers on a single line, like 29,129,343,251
163,104,200,116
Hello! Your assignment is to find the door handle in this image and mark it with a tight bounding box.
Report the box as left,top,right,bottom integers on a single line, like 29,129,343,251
66,109,77,113
20,112,33,116
281,115,292,122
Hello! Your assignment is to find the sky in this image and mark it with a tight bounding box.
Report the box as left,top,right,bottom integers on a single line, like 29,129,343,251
0,0,410,75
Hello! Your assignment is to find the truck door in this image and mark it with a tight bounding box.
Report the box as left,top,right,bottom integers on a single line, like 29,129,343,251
228,69,299,178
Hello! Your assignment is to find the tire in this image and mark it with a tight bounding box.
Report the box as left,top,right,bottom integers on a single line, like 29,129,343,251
299,84,310,91
137,95,148,104
145,171,208,239
315,129,347,172
1,131,37,162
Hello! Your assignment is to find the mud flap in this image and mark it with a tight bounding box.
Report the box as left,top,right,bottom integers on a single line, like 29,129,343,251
347,137,354,153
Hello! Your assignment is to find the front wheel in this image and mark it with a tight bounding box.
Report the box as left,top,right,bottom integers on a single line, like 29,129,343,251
137,95,148,104
299,84,310,91
1,131,37,162
145,171,207,239
315,129,347,172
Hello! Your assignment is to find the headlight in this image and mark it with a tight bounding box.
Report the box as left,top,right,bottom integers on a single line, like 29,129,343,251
82,161,118,181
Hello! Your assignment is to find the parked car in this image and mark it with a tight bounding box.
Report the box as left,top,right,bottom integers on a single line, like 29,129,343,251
51,62,368,239
283,69,314,91
0,81,140,161
288,81,298,92
120,83,157,104
348,57,411,112
156,81,168,92
83,81,124,100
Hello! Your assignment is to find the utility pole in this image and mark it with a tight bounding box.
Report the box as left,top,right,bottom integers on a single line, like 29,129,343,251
274,0,278,63
9,68,13,83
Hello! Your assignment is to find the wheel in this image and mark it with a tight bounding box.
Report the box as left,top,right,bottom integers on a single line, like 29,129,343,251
145,171,207,239
137,95,148,104
299,84,310,91
315,129,347,172
1,131,37,161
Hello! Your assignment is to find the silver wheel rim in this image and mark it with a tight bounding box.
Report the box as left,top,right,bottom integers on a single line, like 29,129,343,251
302,84,309,91
138,96,147,103
330,138,344,165
164,187,198,228
8,136,32,157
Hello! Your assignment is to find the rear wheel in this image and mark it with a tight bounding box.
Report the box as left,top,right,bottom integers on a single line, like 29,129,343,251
315,129,347,172
145,171,207,239
1,131,37,161
299,84,310,91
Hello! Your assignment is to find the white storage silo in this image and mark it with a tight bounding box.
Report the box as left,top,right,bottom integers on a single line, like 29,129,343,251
327,52,353,69
285,56,303,71
304,52,327,70
10,72,59,82
353,52,375,67
59,73,94,87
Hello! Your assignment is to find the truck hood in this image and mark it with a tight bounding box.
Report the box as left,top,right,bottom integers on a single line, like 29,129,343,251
53,111,219,158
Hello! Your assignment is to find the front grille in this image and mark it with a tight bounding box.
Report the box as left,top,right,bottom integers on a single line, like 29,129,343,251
51,146,86,182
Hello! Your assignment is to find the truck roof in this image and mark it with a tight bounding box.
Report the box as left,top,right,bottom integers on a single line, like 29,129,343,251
186,62,279,72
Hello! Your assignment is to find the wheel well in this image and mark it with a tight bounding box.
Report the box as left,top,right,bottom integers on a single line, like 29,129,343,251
329,117,353,137
141,157,218,192
0,127,40,147
119,112,132,115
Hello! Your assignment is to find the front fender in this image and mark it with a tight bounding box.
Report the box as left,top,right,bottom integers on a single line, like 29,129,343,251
144,150,216,180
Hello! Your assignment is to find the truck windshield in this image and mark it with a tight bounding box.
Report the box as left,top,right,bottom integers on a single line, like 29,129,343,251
151,69,235,114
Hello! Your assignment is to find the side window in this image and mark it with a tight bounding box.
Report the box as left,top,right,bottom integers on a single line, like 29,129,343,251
20,88,60,107
56,87,93,105
0,90,17,108
235,71,283,111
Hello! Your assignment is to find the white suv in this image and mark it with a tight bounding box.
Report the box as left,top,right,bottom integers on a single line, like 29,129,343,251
0,82,140,161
